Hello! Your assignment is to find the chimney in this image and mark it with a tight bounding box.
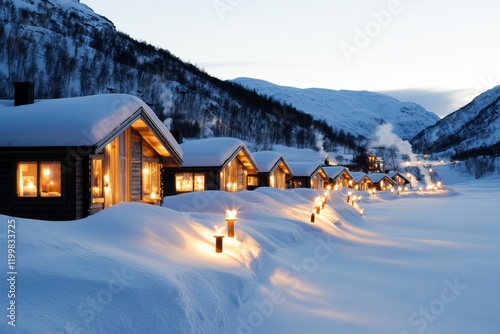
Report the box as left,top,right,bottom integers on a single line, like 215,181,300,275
14,82,35,106
170,130,183,144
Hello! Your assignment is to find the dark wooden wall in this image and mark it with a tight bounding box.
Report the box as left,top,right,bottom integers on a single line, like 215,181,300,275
0,148,89,221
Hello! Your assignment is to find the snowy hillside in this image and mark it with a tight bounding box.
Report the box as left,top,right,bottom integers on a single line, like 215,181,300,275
1,162,500,333
0,0,359,152
232,78,440,141
412,85,500,158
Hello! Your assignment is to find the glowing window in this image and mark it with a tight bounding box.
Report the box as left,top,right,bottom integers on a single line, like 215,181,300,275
247,176,258,186
92,159,104,201
176,173,205,192
194,173,205,192
143,161,160,199
17,162,61,197
176,173,193,192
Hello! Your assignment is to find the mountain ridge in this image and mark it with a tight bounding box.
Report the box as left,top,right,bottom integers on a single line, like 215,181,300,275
411,85,500,158
231,77,440,141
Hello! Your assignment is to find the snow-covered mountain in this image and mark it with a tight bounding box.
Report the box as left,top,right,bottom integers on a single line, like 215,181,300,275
1,0,362,153
412,85,500,158
232,78,440,141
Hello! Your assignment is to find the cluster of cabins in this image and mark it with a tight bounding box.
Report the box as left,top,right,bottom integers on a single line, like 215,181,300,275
0,87,410,221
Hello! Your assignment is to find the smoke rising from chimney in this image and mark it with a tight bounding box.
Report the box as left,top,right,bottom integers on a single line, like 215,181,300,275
371,124,416,161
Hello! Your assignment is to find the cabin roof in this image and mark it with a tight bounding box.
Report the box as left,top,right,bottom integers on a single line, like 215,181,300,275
367,173,392,183
388,171,411,183
288,162,327,178
323,166,351,179
251,151,292,175
349,172,370,183
180,137,257,173
0,94,182,164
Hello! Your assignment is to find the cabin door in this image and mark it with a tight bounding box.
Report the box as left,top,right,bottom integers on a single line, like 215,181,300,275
104,131,131,208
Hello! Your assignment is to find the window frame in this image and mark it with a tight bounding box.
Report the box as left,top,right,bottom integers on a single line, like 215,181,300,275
16,161,63,199
175,172,205,193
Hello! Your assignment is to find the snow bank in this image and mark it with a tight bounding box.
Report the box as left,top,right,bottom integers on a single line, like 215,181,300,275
1,162,499,333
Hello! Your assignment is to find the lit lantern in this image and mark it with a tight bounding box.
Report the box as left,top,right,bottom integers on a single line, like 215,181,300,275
321,196,326,209
310,210,315,223
346,191,352,203
313,197,322,214
226,209,237,238
214,225,225,253
351,195,357,206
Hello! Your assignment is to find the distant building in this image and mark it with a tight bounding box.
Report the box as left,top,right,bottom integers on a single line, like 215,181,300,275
248,151,293,190
323,166,353,188
162,138,258,195
367,173,396,191
288,162,328,190
349,172,373,191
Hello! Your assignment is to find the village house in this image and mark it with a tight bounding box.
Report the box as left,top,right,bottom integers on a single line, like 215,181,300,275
367,173,396,191
162,137,258,195
288,162,328,190
349,172,373,191
0,84,182,220
248,151,293,190
388,171,411,188
323,166,354,189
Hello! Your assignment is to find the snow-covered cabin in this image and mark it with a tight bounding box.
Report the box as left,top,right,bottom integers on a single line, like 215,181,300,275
162,138,258,195
367,173,396,191
388,171,411,188
323,166,353,188
248,151,293,190
349,172,373,191
0,92,183,220
288,162,328,190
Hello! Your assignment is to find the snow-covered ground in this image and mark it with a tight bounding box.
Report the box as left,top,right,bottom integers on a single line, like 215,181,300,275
1,163,499,334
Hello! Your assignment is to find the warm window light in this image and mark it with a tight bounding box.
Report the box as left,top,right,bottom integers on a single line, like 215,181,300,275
150,191,157,200
143,167,149,174
104,175,110,188
43,168,51,177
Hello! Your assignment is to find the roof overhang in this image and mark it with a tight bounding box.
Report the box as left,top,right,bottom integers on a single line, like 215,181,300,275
94,107,182,166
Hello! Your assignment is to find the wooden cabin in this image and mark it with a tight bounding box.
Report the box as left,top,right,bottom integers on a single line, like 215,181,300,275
0,92,182,220
349,172,373,191
367,173,396,191
323,166,354,188
248,151,293,190
288,162,328,190
388,171,411,188
162,138,258,195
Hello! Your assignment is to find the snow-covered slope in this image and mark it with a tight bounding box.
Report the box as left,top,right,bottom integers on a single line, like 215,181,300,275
411,85,500,157
1,165,500,333
232,78,440,141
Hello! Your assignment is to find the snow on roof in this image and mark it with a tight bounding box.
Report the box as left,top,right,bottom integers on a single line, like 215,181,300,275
0,94,182,159
288,162,322,177
388,171,410,182
251,151,285,173
323,166,348,179
350,172,369,183
367,173,390,183
180,137,255,168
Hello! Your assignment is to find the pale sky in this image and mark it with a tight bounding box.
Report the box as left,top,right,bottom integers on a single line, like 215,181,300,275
80,0,500,117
